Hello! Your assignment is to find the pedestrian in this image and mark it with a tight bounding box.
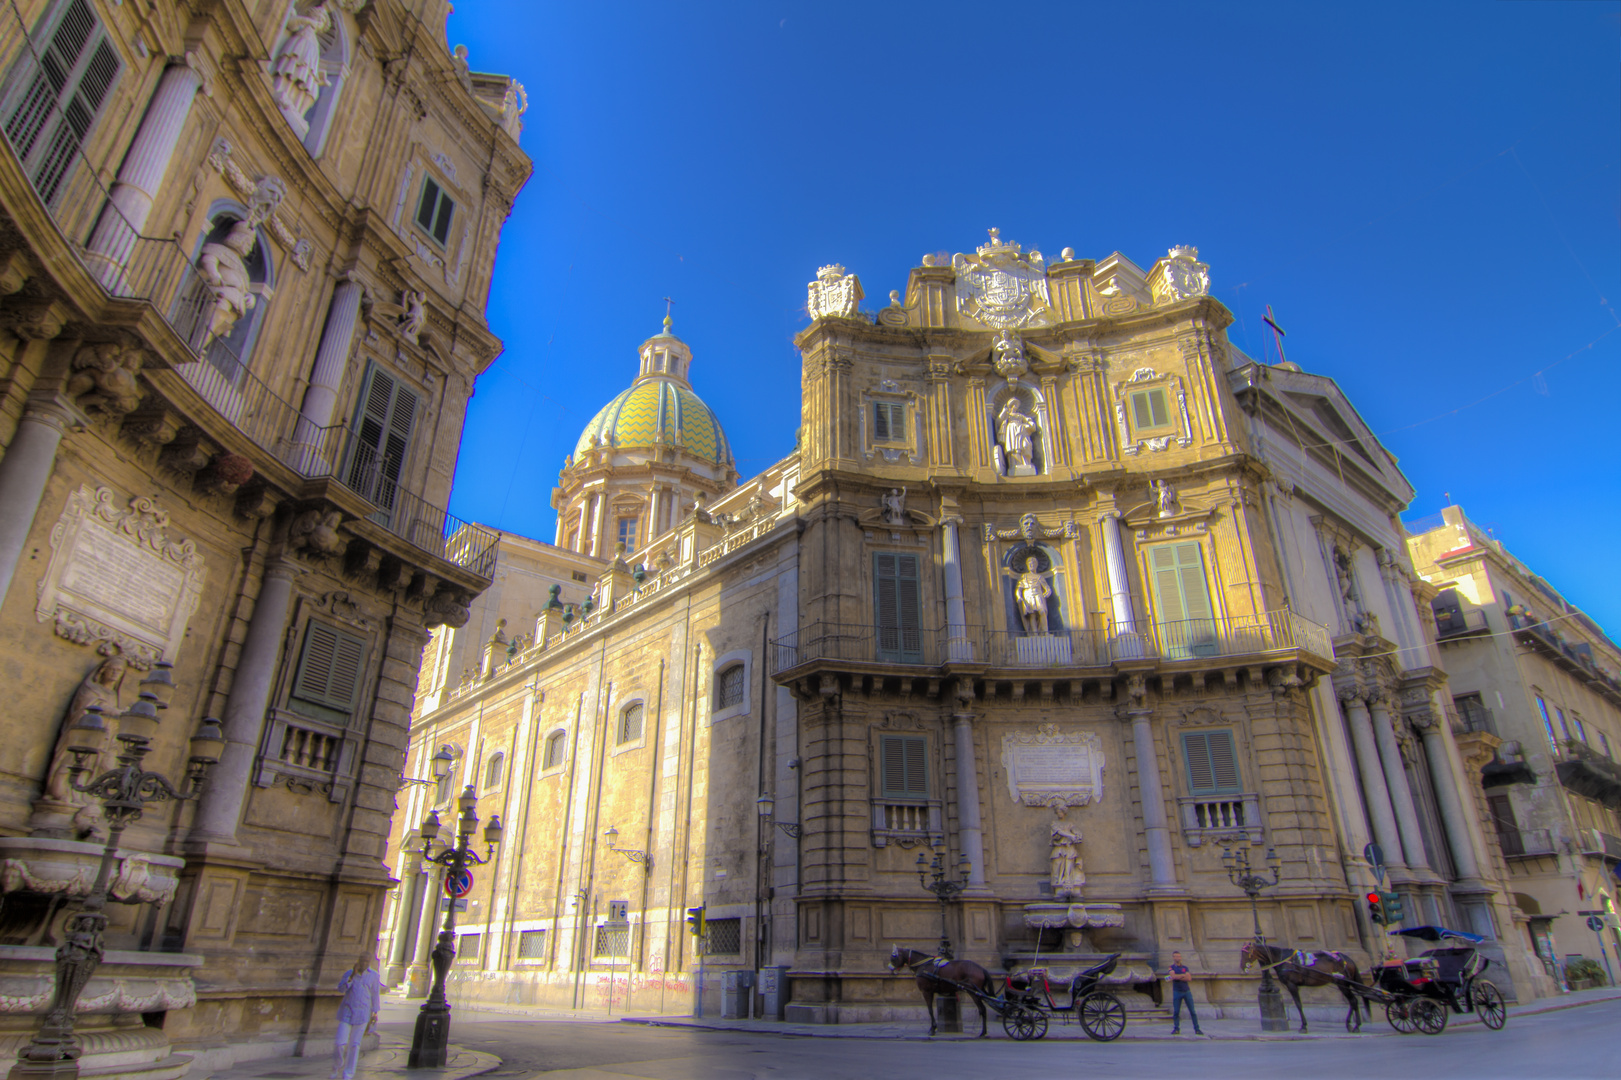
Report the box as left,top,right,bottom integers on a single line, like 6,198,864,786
1167,950,1204,1036
331,954,380,1080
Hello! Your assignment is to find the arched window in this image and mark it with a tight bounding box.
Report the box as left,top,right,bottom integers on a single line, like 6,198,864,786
715,664,745,711
483,751,505,790
542,730,567,770
618,703,644,745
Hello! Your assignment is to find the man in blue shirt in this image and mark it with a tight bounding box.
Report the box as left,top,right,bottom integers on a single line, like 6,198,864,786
331,954,381,1080
1168,951,1204,1035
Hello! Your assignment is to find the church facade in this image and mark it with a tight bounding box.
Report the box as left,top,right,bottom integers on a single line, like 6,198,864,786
387,234,1546,1022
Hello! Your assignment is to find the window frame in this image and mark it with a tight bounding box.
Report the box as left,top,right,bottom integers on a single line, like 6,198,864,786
617,515,639,554
540,729,568,774
483,751,505,790
1146,540,1217,657
1535,695,1557,754
873,551,924,663
710,650,752,723
414,173,457,248
344,362,421,526
515,927,548,963
1181,729,1243,796
873,400,906,443
1128,386,1176,437
879,734,929,800
613,700,646,752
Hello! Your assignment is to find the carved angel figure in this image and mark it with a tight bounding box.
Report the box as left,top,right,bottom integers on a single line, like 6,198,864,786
1050,818,1085,898
67,343,143,416
371,290,427,344
272,2,333,124
996,397,1037,473
197,222,258,347
1153,478,1177,518
993,329,1028,377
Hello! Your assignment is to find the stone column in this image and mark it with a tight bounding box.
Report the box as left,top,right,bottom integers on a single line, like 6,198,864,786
1125,695,1177,889
590,494,607,558
1368,693,1430,872
84,59,207,290
189,559,300,844
0,397,75,609
291,277,365,471
1100,512,1141,659
952,710,986,888
1340,690,1409,871
941,520,972,661
1415,715,1481,881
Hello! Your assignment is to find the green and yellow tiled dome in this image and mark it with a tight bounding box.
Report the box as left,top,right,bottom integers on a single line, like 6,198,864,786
573,376,733,466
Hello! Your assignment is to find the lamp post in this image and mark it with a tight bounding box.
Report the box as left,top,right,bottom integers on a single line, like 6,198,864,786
915,848,972,959
755,794,802,839
11,661,223,1080
603,827,652,868
1223,844,1286,1032
408,780,502,1069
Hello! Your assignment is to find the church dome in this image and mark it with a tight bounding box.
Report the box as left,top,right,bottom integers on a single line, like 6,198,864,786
573,377,733,466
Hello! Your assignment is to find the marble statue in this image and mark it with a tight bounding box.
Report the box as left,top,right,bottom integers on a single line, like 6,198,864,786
272,3,332,128
1012,555,1052,636
1049,816,1085,898
1154,478,1177,518
993,329,1028,378
882,487,906,526
197,221,258,347
44,656,125,804
996,397,1037,474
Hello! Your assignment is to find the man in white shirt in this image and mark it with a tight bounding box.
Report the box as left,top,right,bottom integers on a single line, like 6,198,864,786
331,954,381,1080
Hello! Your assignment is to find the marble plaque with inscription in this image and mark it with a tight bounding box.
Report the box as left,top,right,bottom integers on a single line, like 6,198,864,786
1002,724,1105,809
35,486,204,666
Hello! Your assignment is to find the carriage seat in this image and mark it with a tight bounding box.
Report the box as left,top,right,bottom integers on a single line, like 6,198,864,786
1078,954,1121,981
1418,947,1476,985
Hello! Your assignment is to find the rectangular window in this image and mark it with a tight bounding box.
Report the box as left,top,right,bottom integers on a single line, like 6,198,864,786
415,175,456,246
715,664,745,710
4,0,122,204
873,401,905,442
1181,730,1242,796
618,703,644,744
1487,794,1522,856
880,735,928,799
542,731,566,770
345,365,420,524
1148,542,1217,657
617,516,638,553
290,621,368,723
1129,387,1173,433
874,552,923,663
703,917,742,956
592,925,630,958
517,929,547,959
456,933,481,962
1602,732,1613,759
1556,707,1571,741
1536,696,1557,753
1573,715,1587,743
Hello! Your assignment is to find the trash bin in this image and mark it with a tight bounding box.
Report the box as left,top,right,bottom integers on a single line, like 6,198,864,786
720,969,755,1019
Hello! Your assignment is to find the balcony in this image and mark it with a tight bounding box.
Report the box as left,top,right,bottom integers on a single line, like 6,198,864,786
0,11,494,580
1452,701,1498,737
1578,829,1621,863
1496,825,1558,859
1555,739,1621,809
1177,793,1264,848
1435,608,1491,640
770,609,1334,681
1510,614,1621,706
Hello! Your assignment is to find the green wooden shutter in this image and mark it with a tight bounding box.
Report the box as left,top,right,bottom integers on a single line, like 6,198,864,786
1182,730,1241,795
292,621,368,716
346,366,419,519
1149,542,1216,657
881,735,928,798
1130,389,1170,431
6,0,122,203
874,552,922,662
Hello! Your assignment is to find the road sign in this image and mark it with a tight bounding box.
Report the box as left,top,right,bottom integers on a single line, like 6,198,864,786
1364,843,1386,883
1588,915,1606,933
608,900,630,923
444,868,474,898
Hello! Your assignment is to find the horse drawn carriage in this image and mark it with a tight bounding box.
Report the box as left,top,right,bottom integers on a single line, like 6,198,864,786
888,947,1144,1041
1337,926,1508,1036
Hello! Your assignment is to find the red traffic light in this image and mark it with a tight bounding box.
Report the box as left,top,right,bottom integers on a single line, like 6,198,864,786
1366,892,1381,904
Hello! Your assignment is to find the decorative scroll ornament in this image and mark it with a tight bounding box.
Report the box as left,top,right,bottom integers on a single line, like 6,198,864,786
1151,245,1210,304
952,229,1052,329
1002,725,1106,809
807,264,863,321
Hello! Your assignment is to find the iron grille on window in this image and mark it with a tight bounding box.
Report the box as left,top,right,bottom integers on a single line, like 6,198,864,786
704,917,742,956
619,703,644,744
593,926,630,958
716,664,745,710
517,929,547,959
456,933,481,962
543,731,566,769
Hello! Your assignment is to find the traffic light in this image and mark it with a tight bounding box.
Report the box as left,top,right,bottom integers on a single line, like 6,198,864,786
686,905,705,937
1366,892,1385,924
1383,891,1405,924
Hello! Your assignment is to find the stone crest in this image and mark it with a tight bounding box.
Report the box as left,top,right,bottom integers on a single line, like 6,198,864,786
952,229,1051,329
35,487,206,667
1002,724,1105,809
1151,245,1210,305
807,264,863,321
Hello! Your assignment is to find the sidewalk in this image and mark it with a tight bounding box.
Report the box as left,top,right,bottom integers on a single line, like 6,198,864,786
202,1038,499,1080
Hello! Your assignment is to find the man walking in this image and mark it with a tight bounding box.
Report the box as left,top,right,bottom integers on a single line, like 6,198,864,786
331,954,381,1080
1168,950,1204,1035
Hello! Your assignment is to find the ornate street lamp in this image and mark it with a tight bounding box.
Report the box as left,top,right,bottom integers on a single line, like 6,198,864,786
1223,843,1286,1032
755,794,802,839
11,668,222,1080
408,785,502,1069
400,745,455,790
915,848,972,959
603,827,651,868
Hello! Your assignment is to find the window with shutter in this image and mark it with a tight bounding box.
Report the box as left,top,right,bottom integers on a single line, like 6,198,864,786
1128,388,1173,434
1148,542,1217,657
415,175,456,246
873,402,904,442
1182,730,1242,795
345,365,419,523
1536,696,1557,753
881,735,929,798
290,621,369,722
874,552,923,662
4,0,122,205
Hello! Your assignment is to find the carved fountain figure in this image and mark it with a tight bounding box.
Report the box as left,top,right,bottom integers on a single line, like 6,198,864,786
29,656,125,840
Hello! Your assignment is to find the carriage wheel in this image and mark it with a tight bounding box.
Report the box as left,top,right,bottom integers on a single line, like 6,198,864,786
1002,1005,1045,1041
1411,998,1448,1035
1385,1002,1416,1034
1471,980,1507,1030
1079,992,1126,1042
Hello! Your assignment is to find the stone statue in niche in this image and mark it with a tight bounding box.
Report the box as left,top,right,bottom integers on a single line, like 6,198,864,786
993,329,1028,378
1049,813,1085,899
995,396,1038,477
31,655,127,839
1153,478,1178,518
197,221,258,347
1011,554,1053,635
272,2,333,132
882,487,906,525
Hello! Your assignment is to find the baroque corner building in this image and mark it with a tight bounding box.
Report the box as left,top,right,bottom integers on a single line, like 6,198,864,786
0,0,530,1074
385,235,1549,1023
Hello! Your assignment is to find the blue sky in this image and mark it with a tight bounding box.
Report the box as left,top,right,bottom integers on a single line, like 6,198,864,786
445,1,1621,631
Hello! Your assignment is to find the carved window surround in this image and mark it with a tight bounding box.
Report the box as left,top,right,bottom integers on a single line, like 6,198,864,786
1113,366,1193,454
1177,792,1263,847
860,380,923,464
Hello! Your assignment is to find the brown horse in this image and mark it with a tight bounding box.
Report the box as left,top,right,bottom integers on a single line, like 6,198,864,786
1240,940,1371,1032
887,945,995,1037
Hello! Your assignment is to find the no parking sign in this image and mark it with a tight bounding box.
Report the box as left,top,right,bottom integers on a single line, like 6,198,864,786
444,868,474,898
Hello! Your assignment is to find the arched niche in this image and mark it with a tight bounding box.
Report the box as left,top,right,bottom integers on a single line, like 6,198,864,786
1001,541,1069,636
175,200,276,389
987,377,1052,478
270,1,353,157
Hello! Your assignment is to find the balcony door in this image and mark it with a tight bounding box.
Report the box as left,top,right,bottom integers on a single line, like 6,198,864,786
344,365,419,527
1148,541,1217,658
4,0,122,205
874,552,922,664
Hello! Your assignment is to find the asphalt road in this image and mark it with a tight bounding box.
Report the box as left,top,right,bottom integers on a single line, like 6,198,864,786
378,999,1621,1080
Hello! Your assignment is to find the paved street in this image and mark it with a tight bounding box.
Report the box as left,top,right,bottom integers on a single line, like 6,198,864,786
367,994,1621,1080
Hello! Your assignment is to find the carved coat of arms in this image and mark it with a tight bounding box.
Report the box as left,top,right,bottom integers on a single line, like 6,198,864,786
807,264,863,321
952,229,1052,329
1151,245,1210,304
